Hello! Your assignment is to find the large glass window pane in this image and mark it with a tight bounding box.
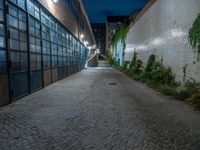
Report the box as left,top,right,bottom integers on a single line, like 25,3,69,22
20,32,27,42
27,0,40,20
10,39,19,50
30,43,36,52
29,17,40,37
20,42,27,51
19,21,26,30
35,29,40,37
34,4,39,12
0,10,3,22
30,53,36,70
9,15,18,28
0,36,5,48
9,0,17,5
37,54,41,69
43,55,50,69
0,50,6,73
42,40,50,54
9,4,18,17
0,0,3,9
29,17,34,26
18,0,26,10
10,28,19,39
36,38,40,45
36,45,41,53
20,52,27,70
18,10,26,21
30,36,35,44
0,50,5,61
11,51,20,71
27,0,34,14
29,26,35,35
0,24,4,36
35,11,39,20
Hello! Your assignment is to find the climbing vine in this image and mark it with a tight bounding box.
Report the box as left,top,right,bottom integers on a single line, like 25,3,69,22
188,13,200,53
111,25,129,47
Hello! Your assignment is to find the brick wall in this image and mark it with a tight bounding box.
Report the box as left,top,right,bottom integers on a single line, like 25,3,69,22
125,0,200,82
37,0,94,45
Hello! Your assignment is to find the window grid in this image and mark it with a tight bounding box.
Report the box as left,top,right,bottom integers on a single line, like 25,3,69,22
27,0,40,20
8,3,28,72
6,0,87,76
50,18,58,69
0,0,6,73
41,9,51,70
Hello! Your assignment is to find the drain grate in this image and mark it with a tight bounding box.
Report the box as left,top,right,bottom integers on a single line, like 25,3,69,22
108,82,117,85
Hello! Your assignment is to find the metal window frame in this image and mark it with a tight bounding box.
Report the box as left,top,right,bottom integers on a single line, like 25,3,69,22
4,0,88,102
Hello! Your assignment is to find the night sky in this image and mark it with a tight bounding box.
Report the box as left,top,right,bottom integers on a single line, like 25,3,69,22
82,0,149,23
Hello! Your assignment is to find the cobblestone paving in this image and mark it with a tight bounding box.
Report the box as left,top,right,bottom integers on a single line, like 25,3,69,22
0,67,200,150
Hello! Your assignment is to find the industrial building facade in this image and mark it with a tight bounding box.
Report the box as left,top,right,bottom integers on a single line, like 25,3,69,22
0,0,95,106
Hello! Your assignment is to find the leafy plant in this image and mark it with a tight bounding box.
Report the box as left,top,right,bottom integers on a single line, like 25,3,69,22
185,78,200,93
115,52,200,109
143,54,175,86
106,51,114,65
158,84,178,96
144,54,156,73
187,93,200,109
128,52,143,76
189,14,200,53
129,52,138,69
133,59,143,74
122,61,130,71
183,64,188,82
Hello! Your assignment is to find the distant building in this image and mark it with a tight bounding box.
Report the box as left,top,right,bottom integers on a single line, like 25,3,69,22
106,16,129,54
91,23,106,54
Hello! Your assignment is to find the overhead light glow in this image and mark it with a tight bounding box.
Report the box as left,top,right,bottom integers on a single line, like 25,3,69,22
80,34,84,39
52,0,58,3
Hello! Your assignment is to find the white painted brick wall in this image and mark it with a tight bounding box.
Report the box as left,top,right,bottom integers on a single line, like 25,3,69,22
125,0,200,82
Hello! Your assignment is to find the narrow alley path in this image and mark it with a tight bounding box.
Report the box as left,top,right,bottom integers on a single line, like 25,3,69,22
0,67,200,150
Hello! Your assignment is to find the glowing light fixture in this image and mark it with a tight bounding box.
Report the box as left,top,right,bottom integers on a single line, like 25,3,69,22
80,34,84,39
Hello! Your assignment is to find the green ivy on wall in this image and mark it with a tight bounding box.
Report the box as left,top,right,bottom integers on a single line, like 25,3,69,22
111,25,129,47
111,25,130,62
189,13,200,53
